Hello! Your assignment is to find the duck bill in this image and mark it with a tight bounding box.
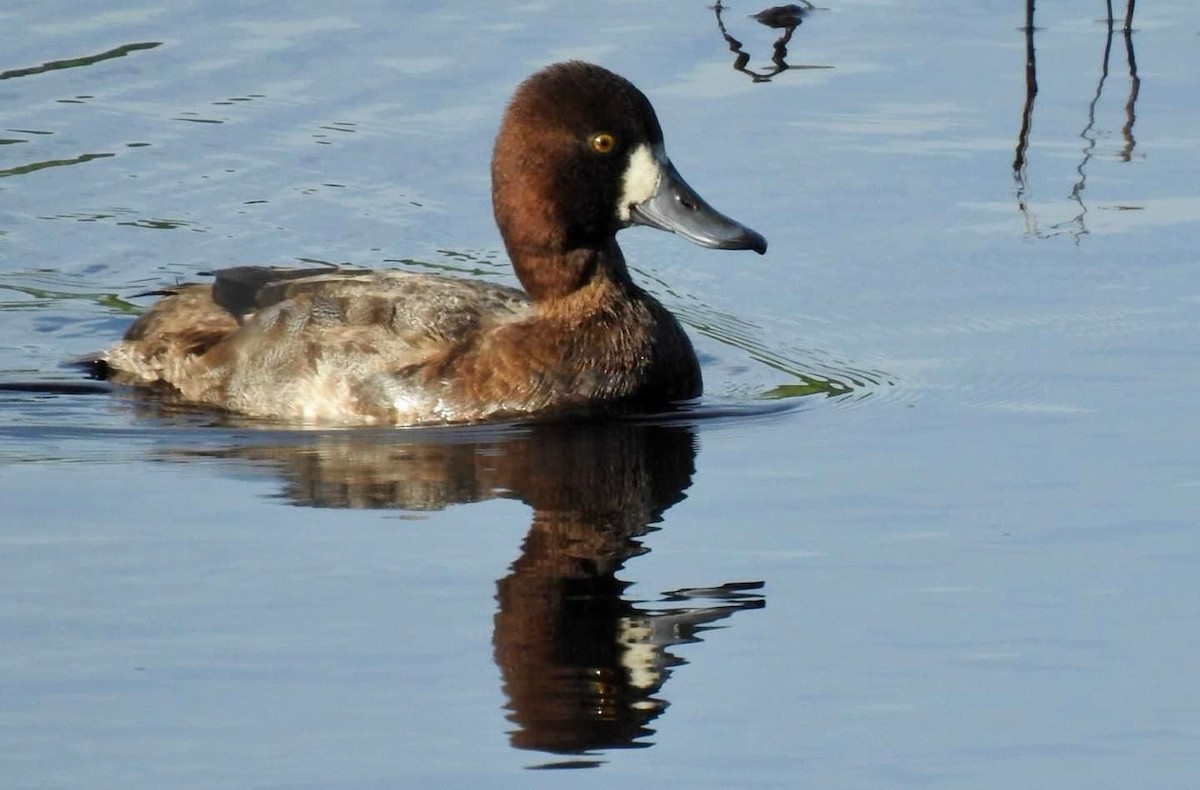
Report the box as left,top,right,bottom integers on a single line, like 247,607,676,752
629,159,767,254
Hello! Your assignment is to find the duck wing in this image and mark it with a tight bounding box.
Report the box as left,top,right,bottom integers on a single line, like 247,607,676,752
208,266,530,344
208,265,342,319
101,267,532,421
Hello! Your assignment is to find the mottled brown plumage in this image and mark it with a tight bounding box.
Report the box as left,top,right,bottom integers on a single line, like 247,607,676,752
99,61,766,425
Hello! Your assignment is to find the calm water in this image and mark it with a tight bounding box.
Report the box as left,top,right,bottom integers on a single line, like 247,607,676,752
3,1,1200,787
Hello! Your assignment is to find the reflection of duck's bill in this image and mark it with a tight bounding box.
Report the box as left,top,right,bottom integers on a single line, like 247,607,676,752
628,149,768,255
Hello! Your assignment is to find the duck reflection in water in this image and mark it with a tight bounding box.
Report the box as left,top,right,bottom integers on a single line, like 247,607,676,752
176,418,764,763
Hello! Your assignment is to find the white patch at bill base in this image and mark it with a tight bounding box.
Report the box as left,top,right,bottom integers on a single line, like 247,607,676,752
618,142,666,220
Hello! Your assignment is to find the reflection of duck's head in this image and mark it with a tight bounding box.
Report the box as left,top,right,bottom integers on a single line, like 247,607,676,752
99,62,765,426
493,422,698,756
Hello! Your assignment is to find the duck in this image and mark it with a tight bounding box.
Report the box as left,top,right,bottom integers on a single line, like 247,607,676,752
97,61,767,426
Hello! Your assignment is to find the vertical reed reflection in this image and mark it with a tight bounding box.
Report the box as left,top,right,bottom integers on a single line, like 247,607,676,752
1060,5,1117,241
1012,0,1038,180
1012,0,1140,241
1120,21,1140,161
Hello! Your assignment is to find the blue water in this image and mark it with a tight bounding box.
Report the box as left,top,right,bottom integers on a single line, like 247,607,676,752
3,1,1200,787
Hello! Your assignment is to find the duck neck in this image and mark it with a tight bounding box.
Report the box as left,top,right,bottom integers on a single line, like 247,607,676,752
509,236,637,303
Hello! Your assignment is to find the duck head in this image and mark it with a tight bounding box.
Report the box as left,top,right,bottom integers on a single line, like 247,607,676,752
492,61,767,300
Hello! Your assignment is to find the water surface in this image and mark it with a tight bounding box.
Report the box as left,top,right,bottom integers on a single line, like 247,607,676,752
3,1,1200,787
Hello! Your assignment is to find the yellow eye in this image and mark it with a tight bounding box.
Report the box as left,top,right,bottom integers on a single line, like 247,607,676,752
589,132,616,154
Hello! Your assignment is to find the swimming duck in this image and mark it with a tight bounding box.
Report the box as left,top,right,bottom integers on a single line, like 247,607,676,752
98,61,767,425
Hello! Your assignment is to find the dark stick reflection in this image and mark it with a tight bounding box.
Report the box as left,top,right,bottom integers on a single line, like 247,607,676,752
1012,0,1141,242
165,419,765,766
1012,0,1038,179
1119,20,1140,161
713,2,831,82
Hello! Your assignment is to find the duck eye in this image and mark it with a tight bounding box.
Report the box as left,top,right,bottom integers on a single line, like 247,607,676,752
589,132,616,154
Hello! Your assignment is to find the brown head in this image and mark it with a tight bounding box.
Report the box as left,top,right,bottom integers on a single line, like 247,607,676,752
491,61,767,302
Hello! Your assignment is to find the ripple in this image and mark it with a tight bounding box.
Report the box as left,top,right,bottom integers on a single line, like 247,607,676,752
172,113,226,125
902,305,1176,339
673,299,896,409
0,375,803,463
383,249,512,278
0,152,115,179
0,41,161,81
0,273,140,314
30,207,205,232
